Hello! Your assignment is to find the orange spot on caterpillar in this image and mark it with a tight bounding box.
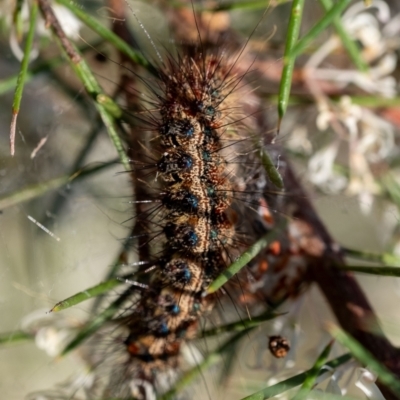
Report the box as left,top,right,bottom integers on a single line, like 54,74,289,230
259,197,275,226
269,240,281,255
258,259,269,273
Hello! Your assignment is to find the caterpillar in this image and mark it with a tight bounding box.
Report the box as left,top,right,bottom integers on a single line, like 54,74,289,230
125,47,247,373
81,6,287,398
18,3,298,399
7,0,396,399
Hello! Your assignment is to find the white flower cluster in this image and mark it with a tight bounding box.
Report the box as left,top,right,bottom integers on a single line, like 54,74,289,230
0,0,82,61
305,0,399,97
312,95,394,211
21,308,77,357
292,0,399,212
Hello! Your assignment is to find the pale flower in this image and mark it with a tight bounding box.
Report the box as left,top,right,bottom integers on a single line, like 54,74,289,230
130,380,157,400
358,109,394,163
21,308,78,357
342,0,397,97
305,0,399,98
355,368,386,400
303,8,398,202
287,125,313,156
37,5,83,40
0,1,82,61
35,326,71,357
310,93,394,212
336,96,363,138
308,142,348,194
316,102,335,131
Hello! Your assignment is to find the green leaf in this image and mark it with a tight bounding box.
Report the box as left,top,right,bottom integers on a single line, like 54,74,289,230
37,3,130,171
55,0,153,72
339,265,400,277
259,147,284,189
0,331,32,345
381,174,400,211
201,310,285,338
61,286,136,356
278,0,305,125
12,0,25,41
0,39,104,96
206,220,286,294
291,0,353,58
89,238,134,313
328,324,400,398
50,275,133,312
291,340,333,400
344,247,400,266
10,0,38,156
0,161,116,210
318,0,368,72
212,0,283,11
241,353,351,400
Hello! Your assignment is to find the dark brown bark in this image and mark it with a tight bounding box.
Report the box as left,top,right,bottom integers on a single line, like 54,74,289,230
283,160,400,400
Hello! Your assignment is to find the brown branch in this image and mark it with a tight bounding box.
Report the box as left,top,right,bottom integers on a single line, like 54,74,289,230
106,0,152,262
281,158,400,400
37,0,81,64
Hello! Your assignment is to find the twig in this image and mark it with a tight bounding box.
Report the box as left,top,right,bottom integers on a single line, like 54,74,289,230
37,0,130,170
38,0,80,63
281,156,400,400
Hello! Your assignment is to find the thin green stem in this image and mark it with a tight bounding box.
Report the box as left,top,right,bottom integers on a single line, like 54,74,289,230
277,0,305,125
291,340,333,400
12,0,25,40
55,0,152,72
291,0,353,58
338,265,400,277
329,324,400,398
38,0,129,170
61,286,136,356
207,220,286,294
241,353,351,400
10,0,38,156
0,161,116,210
344,247,400,266
213,0,277,11
201,310,285,338
0,331,32,345
0,39,104,96
50,274,133,312
318,0,368,72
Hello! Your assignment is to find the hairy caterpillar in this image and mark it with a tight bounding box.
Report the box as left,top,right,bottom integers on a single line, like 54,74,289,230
2,1,320,399
15,3,300,399
78,5,290,398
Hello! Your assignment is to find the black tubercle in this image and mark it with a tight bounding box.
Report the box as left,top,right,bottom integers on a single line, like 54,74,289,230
162,259,192,286
157,152,193,174
161,119,194,138
164,223,199,250
162,190,199,214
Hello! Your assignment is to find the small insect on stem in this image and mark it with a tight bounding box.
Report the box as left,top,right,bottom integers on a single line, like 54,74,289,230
268,335,291,358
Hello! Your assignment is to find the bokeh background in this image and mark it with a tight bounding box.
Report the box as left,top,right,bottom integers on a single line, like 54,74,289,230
1,0,400,399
